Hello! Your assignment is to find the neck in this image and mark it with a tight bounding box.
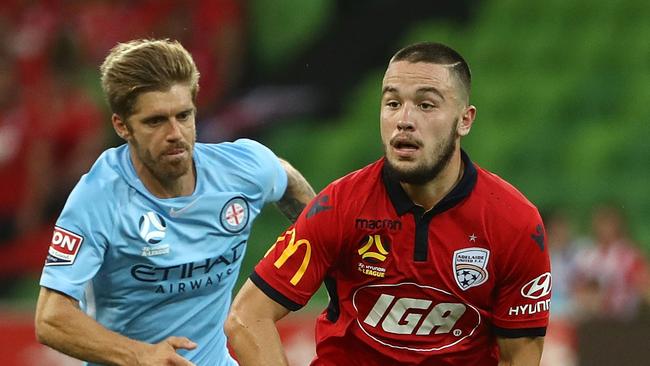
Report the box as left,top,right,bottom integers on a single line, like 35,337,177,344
400,150,464,212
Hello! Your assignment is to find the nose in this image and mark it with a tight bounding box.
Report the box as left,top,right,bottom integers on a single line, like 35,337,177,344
397,104,415,132
166,119,183,141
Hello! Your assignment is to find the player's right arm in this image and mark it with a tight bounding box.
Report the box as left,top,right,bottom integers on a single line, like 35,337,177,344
226,185,343,365
35,287,197,366
225,279,291,366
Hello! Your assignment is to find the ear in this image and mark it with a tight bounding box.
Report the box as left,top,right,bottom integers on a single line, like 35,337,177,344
457,105,476,137
112,114,131,141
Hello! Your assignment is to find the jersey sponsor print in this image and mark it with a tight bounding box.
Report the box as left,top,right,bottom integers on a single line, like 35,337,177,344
46,227,84,266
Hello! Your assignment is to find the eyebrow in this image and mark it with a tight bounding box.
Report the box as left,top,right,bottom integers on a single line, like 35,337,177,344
140,108,194,124
382,86,445,100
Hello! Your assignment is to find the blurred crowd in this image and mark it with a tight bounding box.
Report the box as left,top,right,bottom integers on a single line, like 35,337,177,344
541,204,650,366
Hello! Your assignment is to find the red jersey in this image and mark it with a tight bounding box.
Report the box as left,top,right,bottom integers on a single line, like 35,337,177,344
253,151,551,365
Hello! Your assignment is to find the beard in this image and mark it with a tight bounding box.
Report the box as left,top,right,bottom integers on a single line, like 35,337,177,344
384,121,458,185
132,139,194,183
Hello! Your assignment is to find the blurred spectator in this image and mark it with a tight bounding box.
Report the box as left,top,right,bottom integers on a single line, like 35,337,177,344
67,0,246,116
541,208,581,366
0,49,51,242
573,203,650,321
545,208,582,320
0,4,104,284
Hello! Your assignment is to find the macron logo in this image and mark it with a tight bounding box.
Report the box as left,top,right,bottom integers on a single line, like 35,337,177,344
306,195,332,218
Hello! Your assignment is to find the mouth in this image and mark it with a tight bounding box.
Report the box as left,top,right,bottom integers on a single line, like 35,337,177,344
163,146,188,159
390,136,421,157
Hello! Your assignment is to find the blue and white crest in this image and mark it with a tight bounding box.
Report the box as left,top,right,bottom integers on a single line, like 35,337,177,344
138,211,167,244
453,247,490,291
220,197,249,233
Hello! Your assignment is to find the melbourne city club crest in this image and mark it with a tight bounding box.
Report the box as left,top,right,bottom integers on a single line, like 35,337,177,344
220,197,249,233
453,247,490,291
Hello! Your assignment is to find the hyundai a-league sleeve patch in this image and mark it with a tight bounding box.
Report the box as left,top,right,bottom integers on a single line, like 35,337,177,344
45,226,85,266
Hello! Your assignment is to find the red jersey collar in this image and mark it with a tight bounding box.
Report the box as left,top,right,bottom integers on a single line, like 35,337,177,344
381,149,478,216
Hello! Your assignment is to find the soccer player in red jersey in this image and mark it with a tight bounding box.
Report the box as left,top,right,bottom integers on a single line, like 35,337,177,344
226,42,551,365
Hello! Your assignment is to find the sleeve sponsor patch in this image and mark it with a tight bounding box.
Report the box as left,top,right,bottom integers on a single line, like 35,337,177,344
45,226,84,266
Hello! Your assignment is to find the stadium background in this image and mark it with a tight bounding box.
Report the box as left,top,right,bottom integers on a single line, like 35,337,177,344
0,0,649,365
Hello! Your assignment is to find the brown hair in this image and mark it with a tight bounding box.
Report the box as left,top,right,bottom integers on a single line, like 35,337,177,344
100,39,200,118
391,42,471,102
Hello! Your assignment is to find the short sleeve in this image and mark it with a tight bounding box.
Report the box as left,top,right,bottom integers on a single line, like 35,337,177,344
492,212,551,337
39,178,113,301
251,187,339,310
234,139,287,203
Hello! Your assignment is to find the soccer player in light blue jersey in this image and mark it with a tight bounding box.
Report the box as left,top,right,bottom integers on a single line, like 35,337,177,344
34,39,315,366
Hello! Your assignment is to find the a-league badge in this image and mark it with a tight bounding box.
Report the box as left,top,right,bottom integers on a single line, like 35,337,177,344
453,247,490,291
220,197,249,233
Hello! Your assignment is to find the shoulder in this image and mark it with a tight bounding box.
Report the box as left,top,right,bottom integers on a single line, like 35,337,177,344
472,165,542,236
196,140,286,197
323,159,382,198
55,147,130,234
197,139,277,165
307,159,383,220
65,147,128,212
196,139,281,176
74,148,125,197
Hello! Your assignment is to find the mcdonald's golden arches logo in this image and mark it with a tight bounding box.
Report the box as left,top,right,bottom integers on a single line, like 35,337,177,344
266,228,312,286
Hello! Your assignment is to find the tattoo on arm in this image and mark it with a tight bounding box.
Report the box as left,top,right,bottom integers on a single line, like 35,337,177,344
276,159,316,223
276,197,306,223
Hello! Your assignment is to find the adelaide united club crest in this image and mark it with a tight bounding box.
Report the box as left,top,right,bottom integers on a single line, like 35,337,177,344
453,248,490,291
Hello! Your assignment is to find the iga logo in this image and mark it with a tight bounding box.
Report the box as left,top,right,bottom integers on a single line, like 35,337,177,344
352,283,481,352
521,272,552,299
139,212,167,244
46,227,84,266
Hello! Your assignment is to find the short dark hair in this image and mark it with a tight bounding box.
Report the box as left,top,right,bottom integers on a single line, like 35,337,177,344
391,42,471,102
100,39,200,119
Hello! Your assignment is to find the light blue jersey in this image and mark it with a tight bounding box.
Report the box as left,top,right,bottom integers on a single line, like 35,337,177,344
40,139,287,366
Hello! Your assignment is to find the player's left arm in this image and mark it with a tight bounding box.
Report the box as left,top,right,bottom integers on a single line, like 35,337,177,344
275,158,316,223
497,336,544,366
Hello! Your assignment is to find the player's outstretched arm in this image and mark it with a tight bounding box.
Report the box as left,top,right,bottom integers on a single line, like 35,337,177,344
497,336,544,366
35,287,197,366
225,279,291,366
276,158,316,223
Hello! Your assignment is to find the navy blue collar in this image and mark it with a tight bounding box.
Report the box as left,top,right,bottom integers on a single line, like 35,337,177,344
382,149,478,216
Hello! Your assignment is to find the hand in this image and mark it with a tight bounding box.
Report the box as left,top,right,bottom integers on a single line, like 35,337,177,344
136,336,198,366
